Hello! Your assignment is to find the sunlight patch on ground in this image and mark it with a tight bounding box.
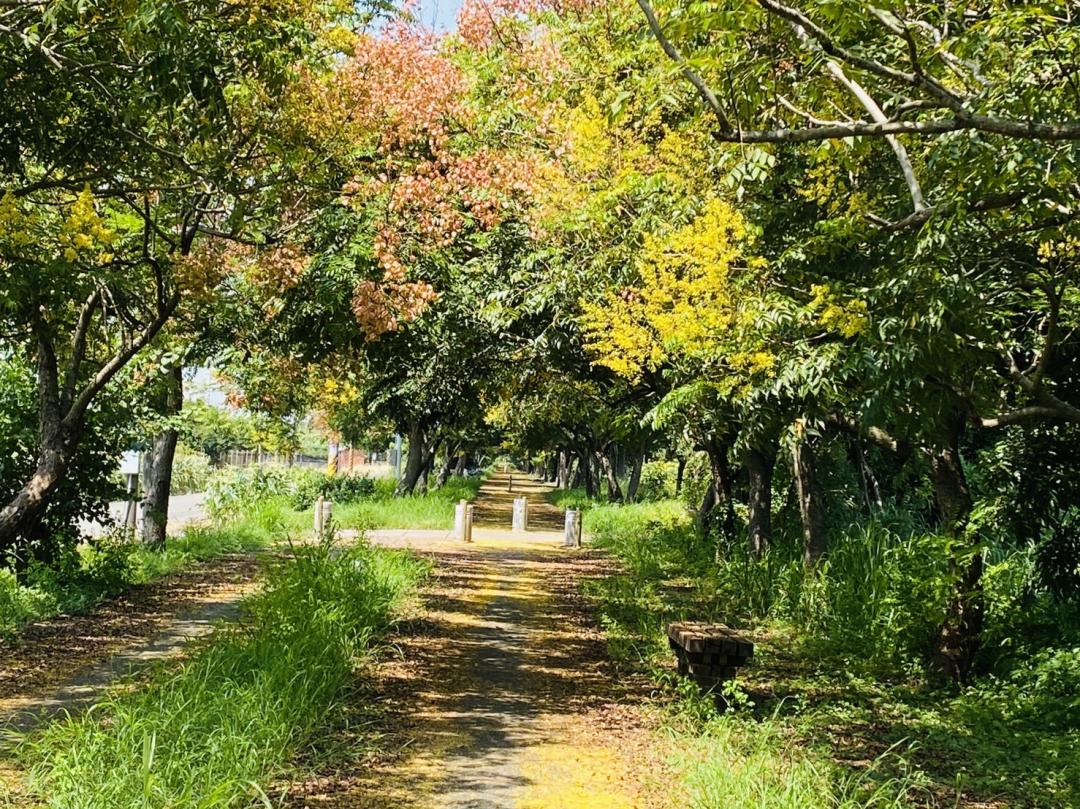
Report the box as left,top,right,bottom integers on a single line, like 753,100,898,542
516,728,639,809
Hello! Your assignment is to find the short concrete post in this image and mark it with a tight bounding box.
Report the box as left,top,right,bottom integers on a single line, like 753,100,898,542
455,499,473,542
512,497,529,532
314,497,333,538
564,508,582,548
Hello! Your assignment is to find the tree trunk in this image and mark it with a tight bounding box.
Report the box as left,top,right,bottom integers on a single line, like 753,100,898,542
140,366,183,549
792,434,827,568
581,448,595,497
696,481,717,532
594,448,623,502
703,436,736,547
626,449,645,503
0,339,76,563
675,456,686,497
930,416,980,682
557,449,571,489
396,421,426,496
434,443,459,489
743,444,775,559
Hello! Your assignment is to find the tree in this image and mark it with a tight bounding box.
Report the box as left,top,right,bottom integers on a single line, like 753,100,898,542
0,0,359,556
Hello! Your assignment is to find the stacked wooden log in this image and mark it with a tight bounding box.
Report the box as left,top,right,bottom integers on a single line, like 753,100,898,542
667,622,754,693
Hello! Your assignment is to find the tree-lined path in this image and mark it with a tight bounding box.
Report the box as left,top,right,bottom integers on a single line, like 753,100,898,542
292,471,665,808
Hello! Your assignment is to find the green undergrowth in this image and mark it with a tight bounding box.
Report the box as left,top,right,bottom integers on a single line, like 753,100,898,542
334,476,482,530
206,466,482,531
0,507,286,638
577,497,1080,808
19,535,427,808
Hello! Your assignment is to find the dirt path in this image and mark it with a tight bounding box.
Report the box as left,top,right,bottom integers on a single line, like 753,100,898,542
0,553,261,738
289,472,666,808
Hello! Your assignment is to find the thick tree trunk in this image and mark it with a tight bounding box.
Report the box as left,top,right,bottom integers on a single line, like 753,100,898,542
453,453,467,476
792,434,827,569
930,417,980,682
141,366,182,549
743,444,775,559
626,449,645,503
594,448,623,502
396,422,427,496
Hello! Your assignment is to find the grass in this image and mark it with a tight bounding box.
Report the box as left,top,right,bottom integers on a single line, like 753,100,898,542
333,476,482,531
572,494,1080,808
0,501,294,638
19,535,427,808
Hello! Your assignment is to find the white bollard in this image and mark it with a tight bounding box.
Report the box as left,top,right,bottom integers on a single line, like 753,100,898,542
314,497,333,538
564,508,582,548
464,503,474,543
455,499,471,542
512,497,529,532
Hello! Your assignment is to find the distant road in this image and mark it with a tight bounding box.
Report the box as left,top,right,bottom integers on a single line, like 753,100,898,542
82,492,207,538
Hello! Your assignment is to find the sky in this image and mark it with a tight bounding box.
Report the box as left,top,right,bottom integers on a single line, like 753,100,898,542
417,0,462,31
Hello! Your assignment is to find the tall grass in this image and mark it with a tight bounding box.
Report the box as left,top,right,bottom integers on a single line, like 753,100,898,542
22,536,426,808
334,476,482,530
672,716,916,809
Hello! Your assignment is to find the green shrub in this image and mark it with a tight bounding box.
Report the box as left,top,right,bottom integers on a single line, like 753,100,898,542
169,452,214,495
23,537,427,808
292,473,377,510
637,460,678,501
204,465,312,521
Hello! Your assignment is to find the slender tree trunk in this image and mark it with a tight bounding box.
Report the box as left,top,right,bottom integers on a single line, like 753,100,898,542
626,448,645,503
792,434,827,568
703,436,736,547
594,448,623,502
396,421,426,496
141,365,183,548
930,415,980,682
557,449,571,489
696,481,717,532
581,447,595,497
0,338,76,562
743,444,775,559
434,443,459,489
675,456,686,497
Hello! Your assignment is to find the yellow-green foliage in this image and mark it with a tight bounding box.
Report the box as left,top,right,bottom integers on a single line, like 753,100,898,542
580,199,771,389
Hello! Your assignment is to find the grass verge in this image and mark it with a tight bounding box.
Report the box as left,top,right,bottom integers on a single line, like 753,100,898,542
19,535,426,808
575,497,1080,808
0,498,301,639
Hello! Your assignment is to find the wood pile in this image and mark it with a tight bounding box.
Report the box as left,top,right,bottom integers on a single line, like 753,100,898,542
667,621,754,693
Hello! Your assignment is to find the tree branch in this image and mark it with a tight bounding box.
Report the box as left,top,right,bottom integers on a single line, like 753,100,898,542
634,0,731,131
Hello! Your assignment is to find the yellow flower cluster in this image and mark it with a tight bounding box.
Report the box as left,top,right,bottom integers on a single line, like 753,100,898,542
809,283,869,338
59,186,116,264
0,190,32,249
581,198,771,383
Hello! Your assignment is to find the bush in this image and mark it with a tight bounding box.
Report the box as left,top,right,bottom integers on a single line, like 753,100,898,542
292,473,377,511
23,537,427,808
169,452,213,496
637,460,679,501
204,465,312,521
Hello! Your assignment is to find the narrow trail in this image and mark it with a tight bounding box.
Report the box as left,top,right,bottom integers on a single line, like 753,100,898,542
290,471,666,809
0,553,261,739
